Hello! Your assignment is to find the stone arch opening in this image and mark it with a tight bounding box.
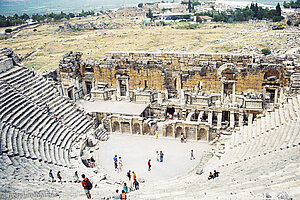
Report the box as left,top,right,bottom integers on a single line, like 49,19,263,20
133,123,141,134
121,122,130,133
217,63,239,79
112,121,120,132
166,126,173,137
264,69,280,81
175,127,184,138
185,127,196,140
198,128,207,140
191,113,198,122
143,124,150,135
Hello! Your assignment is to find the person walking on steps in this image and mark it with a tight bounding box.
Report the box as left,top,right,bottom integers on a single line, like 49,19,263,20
127,170,131,181
74,171,80,183
49,170,55,183
118,157,123,172
156,151,159,162
82,174,92,199
148,159,151,171
123,183,128,193
190,149,195,160
133,171,137,181
57,171,62,184
113,155,118,172
160,151,164,162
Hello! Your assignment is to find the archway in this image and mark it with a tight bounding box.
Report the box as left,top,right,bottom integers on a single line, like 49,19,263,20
198,128,207,140
143,124,150,135
264,69,280,81
166,126,173,137
175,127,183,138
133,123,141,134
121,122,130,133
112,121,120,132
185,127,196,140
191,113,198,122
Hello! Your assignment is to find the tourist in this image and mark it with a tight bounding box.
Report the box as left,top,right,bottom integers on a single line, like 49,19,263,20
123,183,128,193
57,171,62,183
49,169,55,182
113,155,118,172
169,113,172,120
156,151,159,162
127,170,131,181
180,133,184,143
214,170,219,177
90,156,95,167
113,189,121,199
208,172,214,180
155,130,158,139
74,171,79,183
133,179,139,190
190,149,195,160
81,174,92,199
120,190,127,199
118,157,123,171
54,115,58,122
133,171,137,181
148,159,151,171
160,151,164,162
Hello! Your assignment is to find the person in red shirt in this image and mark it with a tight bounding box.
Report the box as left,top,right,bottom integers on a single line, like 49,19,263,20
148,159,151,171
81,174,92,199
57,171,62,184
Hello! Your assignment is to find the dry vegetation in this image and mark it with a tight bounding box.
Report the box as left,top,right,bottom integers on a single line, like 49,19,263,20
0,14,295,73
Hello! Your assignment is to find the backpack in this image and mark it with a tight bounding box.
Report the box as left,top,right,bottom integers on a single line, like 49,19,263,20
85,179,93,190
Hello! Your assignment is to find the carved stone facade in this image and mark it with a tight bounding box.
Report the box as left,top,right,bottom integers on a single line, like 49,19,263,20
57,51,299,140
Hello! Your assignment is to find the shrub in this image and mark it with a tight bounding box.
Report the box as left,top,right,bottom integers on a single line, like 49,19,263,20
261,48,271,56
5,28,13,33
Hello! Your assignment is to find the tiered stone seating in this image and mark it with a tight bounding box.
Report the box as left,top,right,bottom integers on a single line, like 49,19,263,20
0,64,97,183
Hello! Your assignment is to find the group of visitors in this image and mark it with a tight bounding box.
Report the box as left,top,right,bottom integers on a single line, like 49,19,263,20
208,170,220,180
49,170,93,199
113,155,123,172
88,156,96,167
49,170,62,183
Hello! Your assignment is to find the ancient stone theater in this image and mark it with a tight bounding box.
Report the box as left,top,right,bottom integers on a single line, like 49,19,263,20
57,51,299,141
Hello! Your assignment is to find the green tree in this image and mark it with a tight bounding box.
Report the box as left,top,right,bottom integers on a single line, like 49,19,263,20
188,0,192,13
287,19,292,25
276,3,282,16
138,3,143,8
146,8,153,19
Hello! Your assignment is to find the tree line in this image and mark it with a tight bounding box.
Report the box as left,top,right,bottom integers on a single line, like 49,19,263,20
0,10,97,28
283,0,300,8
196,3,283,22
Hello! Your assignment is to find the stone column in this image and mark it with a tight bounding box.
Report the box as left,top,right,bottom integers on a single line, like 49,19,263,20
230,111,235,128
221,82,224,102
83,80,87,95
217,111,222,129
130,119,133,135
140,123,143,135
158,91,163,104
125,78,130,98
239,112,243,127
208,111,213,125
232,82,236,103
116,79,120,98
109,119,113,133
248,113,253,125
195,126,199,140
120,121,123,134
274,88,278,104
